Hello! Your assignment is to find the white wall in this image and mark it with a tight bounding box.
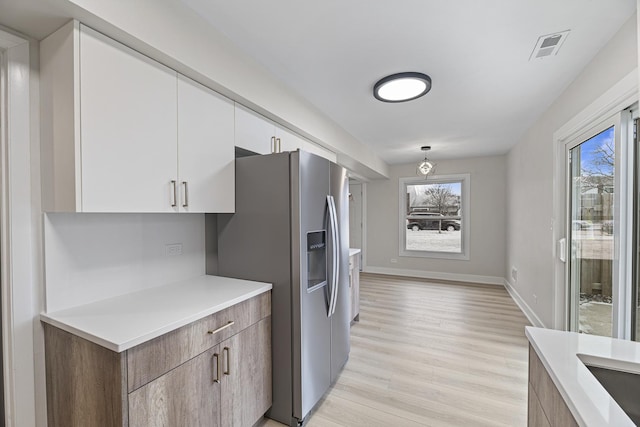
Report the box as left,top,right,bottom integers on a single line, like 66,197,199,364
43,213,206,312
0,27,44,427
506,14,638,328
365,155,506,284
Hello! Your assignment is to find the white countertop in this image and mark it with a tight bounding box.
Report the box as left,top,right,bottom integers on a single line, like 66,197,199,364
526,326,639,427
349,248,361,257
41,275,272,353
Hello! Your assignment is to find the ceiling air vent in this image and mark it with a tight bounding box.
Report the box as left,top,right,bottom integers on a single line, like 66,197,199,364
529,30,570,61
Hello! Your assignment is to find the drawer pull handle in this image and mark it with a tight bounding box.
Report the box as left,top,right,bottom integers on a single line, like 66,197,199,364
223,346,230,375
213,353,220,383
207,320,234,335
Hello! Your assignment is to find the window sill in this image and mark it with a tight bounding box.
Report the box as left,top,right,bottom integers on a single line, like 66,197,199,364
399,249,469,261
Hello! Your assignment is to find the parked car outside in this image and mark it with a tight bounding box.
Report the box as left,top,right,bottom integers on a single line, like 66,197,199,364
572,219,592,230
407,212,461,232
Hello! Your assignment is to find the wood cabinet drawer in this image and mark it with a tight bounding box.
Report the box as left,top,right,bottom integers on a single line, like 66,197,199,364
127,292,270,392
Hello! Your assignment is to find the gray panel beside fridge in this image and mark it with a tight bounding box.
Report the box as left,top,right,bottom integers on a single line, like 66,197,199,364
216,150,350,426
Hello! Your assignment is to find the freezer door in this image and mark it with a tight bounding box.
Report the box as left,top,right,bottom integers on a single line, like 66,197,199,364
291,151,333,422
329,162,351,382
216,153,293,424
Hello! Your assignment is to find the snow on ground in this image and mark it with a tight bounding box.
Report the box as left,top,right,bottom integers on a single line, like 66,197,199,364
579,301,612,337
406,230,461,252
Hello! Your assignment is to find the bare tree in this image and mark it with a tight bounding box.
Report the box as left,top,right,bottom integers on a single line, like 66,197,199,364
581,137,614,193
424,184,458,214
582,137,614,177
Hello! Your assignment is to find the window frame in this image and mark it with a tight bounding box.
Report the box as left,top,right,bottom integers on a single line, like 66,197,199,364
399,174,470,260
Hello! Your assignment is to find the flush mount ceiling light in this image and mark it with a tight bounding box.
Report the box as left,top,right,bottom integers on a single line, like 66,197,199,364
417,146,435,177
373,72,432,103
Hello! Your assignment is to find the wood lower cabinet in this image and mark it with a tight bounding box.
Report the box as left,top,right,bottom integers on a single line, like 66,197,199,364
44,292,271,427
221,318,271,427
44,326,129,427
528,345,578,427
128,319,271,427
129,345,222,427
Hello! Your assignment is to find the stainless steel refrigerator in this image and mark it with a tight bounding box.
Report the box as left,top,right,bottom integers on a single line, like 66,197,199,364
216,150,350,426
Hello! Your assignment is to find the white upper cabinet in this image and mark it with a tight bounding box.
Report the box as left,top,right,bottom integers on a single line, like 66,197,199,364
79,25,178,213
234,104,337,162
300,139,338,163
300,140,337,163
277,126,337,163
274,126,305,153
234,104,276,155
178,75,234,213
41,21,235,213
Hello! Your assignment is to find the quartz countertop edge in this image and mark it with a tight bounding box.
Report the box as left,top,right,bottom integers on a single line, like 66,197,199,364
349,248,361,256
40,275,272,353
525,326,637,427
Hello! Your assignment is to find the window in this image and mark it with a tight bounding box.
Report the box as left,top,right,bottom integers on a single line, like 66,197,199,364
399,174,470,259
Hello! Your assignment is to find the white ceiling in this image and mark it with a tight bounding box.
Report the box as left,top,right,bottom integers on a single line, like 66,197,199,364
0,1,635,166
178,0,636,164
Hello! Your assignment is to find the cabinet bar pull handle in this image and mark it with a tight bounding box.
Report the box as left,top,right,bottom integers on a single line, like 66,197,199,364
207,320,234,335
223,347,230,375
182,181,188,207
213,353,220,383
170,180,177,207
276,138,281,153
271,136,276,153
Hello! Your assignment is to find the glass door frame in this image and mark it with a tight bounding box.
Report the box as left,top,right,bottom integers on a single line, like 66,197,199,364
564,108,636,338
552,72,638,333
621,107,637,340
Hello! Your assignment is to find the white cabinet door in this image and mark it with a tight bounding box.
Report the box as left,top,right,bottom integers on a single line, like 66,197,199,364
178,75,235,213
79,25,178,212
234,104,276,155
300,140,337,163
276,125,337,161
274,126,304,153
234,103,338,162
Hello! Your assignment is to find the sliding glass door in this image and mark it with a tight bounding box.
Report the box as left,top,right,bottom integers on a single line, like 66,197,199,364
565,106,640,339
568,125,616,336
634,118,640,341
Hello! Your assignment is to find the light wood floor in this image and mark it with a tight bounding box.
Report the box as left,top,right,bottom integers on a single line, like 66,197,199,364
259,273,531,427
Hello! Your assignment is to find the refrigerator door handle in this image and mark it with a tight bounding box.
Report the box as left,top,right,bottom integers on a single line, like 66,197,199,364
327,195,340,317
326,195,335,316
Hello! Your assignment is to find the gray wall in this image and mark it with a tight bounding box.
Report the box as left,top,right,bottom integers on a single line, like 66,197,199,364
366,155,507,283
506,14,638,327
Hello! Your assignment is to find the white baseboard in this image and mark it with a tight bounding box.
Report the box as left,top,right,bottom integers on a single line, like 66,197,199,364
362,266,505,286
503,279,545,328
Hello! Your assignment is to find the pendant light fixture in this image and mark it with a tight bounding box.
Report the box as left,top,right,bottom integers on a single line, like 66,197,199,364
417,146,435,178
373,72,432,103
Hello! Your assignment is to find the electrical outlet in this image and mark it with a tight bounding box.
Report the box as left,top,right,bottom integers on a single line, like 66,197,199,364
390,258,398,264
166,243,183,256
511,267,518,282
533,294,538,305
